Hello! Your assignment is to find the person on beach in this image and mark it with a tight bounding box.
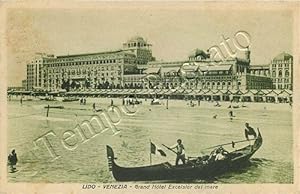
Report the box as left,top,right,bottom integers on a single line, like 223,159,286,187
170,139,186,165
244,123,257,140
92,103,96,112
8,149,18,172
229,110,234,120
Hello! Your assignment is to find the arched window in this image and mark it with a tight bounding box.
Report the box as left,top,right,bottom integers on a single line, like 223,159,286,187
238,82,241,85
272,71,276,77
278,70,282,77
285,70,289,77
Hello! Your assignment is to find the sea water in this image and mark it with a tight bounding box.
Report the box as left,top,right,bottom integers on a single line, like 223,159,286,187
7,97,293,183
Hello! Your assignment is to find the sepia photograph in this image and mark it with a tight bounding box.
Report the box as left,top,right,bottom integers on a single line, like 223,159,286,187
1,1,299,193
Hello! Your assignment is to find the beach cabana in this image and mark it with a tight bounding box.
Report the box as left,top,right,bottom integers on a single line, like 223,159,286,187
221,90,231,101
252,90,266,102
264,90,278,103
231,89,243,102
211,90,224,101
241,90,254,102
277,90,291,103
202,89,213,101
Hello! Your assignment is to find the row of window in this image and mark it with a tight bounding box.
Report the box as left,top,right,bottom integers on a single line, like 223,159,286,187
272,70,290,77
273,78,290,82
46,59,120,67
126,42,148,48
45,78,122,84
276,84,291,89
272,63,291,68
47,66,122,73
198,76,233,80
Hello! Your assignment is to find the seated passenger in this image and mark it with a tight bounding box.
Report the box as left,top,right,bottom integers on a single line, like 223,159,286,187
215,147,229,161
215,152,225,161
208,148,219,162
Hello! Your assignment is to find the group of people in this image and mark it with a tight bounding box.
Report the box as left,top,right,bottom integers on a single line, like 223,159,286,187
123,97,140,106
167,122,258,166
80,98,87,105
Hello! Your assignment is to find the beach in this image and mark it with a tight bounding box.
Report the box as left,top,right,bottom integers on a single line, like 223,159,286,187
7,97,293,183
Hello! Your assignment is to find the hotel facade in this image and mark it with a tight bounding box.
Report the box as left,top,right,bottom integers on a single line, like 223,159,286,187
24,36,292,92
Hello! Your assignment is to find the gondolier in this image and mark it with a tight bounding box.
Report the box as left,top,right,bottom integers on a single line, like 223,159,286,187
244,122,257,140
170,139,186,165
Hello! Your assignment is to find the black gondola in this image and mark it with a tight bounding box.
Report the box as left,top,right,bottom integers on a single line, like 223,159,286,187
106,131,262,181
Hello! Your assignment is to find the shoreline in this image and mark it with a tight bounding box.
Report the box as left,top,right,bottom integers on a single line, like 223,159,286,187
7,96,292,111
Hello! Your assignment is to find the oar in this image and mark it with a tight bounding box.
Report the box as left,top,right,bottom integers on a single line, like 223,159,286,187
162,144,192,164
161,144,177,155
204,138,257,150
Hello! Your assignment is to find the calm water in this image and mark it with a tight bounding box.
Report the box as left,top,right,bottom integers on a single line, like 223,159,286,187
7,97,293,183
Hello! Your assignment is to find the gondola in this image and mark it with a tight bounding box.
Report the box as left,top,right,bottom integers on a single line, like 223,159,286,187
106,130,262,181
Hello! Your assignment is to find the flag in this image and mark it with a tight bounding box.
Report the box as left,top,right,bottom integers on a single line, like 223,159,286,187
150,142,167,157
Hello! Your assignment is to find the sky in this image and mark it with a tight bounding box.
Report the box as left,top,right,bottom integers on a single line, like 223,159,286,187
6,5,294,86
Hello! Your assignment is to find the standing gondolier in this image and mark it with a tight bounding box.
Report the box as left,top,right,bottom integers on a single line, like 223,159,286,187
170,139,186,165
244,123,257,140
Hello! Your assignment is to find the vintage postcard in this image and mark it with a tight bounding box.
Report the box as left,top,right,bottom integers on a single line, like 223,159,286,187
0,1,299,194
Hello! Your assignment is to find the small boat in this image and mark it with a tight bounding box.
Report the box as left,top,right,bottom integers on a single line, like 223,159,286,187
39,96,57,101
62,97,79,102
150,99,161,105
106,131,262,181
44,105,64,109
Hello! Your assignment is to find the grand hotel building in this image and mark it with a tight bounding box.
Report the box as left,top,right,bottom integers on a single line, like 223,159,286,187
25,36,292,92
26,36,154,91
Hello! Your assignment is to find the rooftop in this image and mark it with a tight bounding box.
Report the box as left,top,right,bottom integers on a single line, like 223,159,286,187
56,50,124,58
273,52,293,61
128,36,147,43
189,49,209,59
199,64,232,71
249,64,270,70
